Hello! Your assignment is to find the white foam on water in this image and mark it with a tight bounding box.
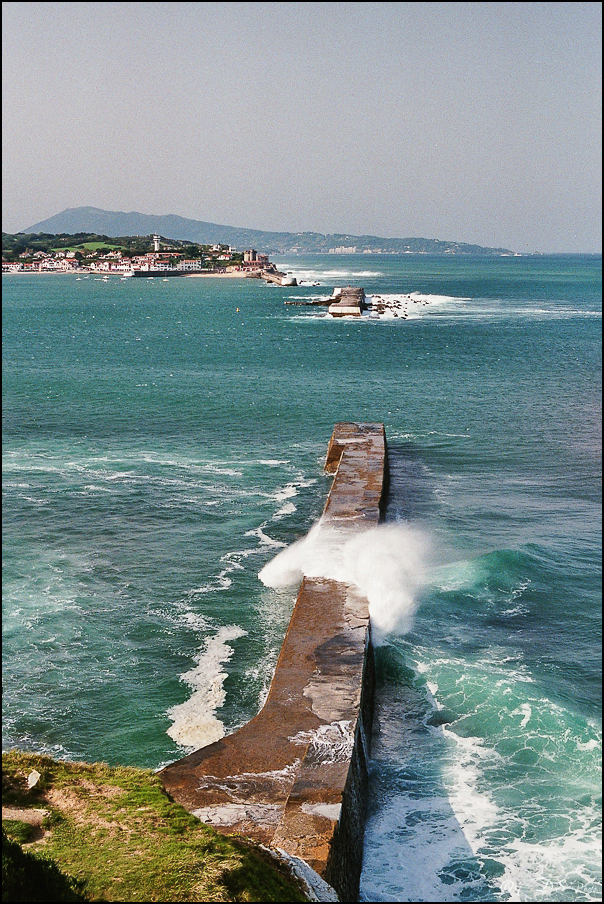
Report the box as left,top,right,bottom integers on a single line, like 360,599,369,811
409,291,467,305
286,291,601,326
360,291,471,322
577,738,599,751
258,519,434,644
255,473,316,510
490,306,603,320
166,624,246,750
305,268,383,279
363,707,602,901
439,726,503,842
495,830,603,903
273,482,299,502
385,651,603,903
361,793,491,902
188,570,234,594
245,525,287,549
187,482,310,599
274,500,296,518
177,610,209,632
201,464,244,477
516,703,532,727
287,291,472,323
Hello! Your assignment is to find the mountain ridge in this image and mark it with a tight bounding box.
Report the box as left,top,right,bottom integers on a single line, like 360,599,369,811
22,206,515,255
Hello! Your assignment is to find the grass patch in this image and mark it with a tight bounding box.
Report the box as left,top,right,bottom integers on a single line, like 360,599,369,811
2,828,87,902
2,819,36,845
2,751,308,903
60,241,121,252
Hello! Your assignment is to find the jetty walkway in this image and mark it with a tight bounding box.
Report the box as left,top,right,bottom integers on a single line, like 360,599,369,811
261,267,297,286
159,423,388,901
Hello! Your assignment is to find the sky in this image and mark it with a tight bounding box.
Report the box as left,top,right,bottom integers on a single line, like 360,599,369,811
2,1,602,253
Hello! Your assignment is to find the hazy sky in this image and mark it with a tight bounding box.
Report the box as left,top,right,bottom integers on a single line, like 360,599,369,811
2,2,602,252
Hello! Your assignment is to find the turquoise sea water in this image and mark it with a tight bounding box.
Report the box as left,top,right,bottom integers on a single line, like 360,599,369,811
2,254,601,901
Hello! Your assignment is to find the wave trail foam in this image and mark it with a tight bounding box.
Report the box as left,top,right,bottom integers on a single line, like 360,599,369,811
166,624,246,750
258,520,434,644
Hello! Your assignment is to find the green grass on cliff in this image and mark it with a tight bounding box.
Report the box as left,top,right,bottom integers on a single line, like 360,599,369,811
2,751,308,903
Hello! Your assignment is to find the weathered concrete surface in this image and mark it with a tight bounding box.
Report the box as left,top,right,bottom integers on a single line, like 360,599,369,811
328,286,367,317
262,267,297,286
159,423,388,901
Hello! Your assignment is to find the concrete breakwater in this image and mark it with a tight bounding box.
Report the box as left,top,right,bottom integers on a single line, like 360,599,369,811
243,267,297,285
284,285,367,314
159,423,388,901
262,267,297,286
328,286,367,317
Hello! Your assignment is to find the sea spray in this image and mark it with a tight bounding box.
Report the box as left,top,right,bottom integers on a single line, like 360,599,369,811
259,520,434,644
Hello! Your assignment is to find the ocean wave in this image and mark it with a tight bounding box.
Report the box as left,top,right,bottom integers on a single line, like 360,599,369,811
259,519,436,644
287,268,383,281
363,641,602,901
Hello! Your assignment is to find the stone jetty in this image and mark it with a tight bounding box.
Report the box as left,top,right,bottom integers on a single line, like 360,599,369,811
159,423,388,901
262,267,297,286
328,287,367,317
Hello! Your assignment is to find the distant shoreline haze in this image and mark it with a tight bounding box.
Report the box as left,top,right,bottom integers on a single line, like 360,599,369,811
21,206,517,256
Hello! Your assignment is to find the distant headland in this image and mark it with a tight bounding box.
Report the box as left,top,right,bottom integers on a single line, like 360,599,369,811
19,206,515,256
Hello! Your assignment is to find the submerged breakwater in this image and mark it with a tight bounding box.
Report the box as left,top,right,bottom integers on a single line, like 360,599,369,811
160,423,388,902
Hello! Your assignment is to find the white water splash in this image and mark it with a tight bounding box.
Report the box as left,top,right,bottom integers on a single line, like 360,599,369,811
259,519,434,643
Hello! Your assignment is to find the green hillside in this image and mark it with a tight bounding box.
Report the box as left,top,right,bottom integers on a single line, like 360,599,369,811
21,206,514,255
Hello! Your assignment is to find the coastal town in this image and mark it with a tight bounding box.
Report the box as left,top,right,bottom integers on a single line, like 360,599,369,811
1,233,297,284
1,230,437,318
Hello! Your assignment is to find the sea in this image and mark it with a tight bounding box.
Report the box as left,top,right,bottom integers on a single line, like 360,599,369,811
2,253,601,902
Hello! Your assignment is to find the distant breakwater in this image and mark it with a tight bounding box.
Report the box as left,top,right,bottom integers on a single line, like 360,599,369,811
159,423,388,901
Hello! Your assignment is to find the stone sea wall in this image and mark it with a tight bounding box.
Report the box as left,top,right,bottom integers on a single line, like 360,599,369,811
159,423,389,901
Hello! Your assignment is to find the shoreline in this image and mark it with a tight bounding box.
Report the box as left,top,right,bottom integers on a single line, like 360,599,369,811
2,268,258,278
2,268,297,285
2,270,262,280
